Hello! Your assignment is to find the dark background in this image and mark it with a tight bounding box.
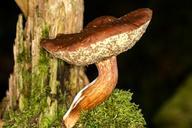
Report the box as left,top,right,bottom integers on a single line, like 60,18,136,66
1,0,192,128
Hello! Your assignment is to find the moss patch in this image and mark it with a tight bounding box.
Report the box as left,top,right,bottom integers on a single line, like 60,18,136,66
75,89,146,128
3,89,145,128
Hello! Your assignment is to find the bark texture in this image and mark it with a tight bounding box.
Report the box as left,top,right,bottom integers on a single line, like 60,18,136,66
0,0,87,127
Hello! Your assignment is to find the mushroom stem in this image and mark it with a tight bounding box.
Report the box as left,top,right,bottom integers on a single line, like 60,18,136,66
63,56,118,128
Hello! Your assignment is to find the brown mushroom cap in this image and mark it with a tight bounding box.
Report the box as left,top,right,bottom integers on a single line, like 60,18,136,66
41,8,152,65
85,16,117,29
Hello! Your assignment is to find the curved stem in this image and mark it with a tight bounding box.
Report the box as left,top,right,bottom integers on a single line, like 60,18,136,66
63,56,118,128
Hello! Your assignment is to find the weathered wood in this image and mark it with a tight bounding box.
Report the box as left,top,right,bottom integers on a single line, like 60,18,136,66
1,0,86,127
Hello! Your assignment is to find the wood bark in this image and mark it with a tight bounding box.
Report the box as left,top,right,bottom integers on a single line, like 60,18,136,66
0,0,87,127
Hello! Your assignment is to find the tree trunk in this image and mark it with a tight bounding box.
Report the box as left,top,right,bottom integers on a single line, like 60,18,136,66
0,0,87,127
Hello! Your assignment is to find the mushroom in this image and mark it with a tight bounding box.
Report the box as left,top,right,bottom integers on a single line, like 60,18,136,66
41,8,152,128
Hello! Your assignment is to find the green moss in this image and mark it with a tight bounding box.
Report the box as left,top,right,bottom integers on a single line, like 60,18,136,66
16,49,25,63
3,85,48,127
39,49,49,66
49,104,66,127
3,88,145,128
16,48,30,64
16,41,31,64
3,51,51,127
41,25,50,38
3,82,55,127
75,89,146,128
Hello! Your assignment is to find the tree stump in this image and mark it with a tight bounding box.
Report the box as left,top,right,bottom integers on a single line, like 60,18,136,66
1,0,86,127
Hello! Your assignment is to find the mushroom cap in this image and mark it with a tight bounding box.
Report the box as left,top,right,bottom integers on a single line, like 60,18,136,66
85,16,117,29
41,8,152,66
